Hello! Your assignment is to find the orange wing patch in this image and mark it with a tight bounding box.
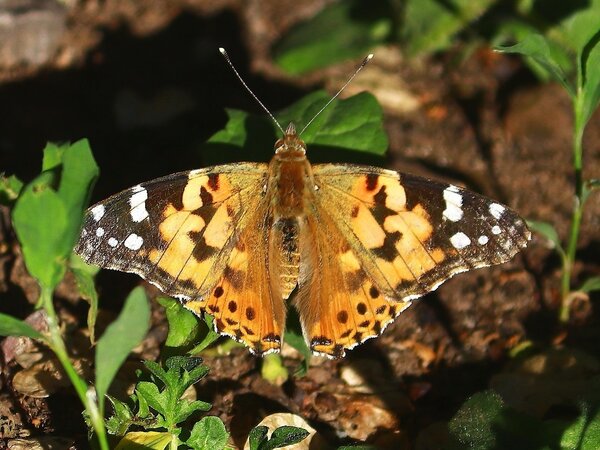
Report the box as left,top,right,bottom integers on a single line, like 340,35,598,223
295,209,410,357
183,208,285,355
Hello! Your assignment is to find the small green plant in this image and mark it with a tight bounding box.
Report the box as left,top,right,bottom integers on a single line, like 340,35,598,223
105,356,228,449
0,141,151,450
496,3,600,321
247,425,310,450
447,390,600,449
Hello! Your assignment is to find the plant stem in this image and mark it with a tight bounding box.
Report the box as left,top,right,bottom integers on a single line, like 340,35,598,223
560,94,586,322
41,286,110,450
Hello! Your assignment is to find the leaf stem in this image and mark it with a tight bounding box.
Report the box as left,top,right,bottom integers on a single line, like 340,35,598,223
560,93,586,322
41,285,109,450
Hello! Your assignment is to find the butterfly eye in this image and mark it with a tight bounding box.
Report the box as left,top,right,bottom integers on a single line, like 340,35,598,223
274,138,284,151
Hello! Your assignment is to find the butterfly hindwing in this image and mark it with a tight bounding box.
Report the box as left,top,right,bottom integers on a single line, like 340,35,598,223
183,206,286,355
296,205,411,358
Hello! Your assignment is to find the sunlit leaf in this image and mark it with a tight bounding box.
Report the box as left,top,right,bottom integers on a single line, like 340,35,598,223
95,287,150,414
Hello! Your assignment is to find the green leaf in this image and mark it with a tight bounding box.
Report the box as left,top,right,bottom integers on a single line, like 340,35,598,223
114,431,172,450
561,403,600,449
579,277,600,293
403,0,496,56
187,314,220,355
248,426,269,450
264,426,310,450
57,140,99,235
491,20,573,83
580,31,600,129
186,416,229,450
12,174,70,289
0,174,23,205
0,313,44,340
158,298,202,356
136,381,167,417
105,395,134,436
95,287,150,415
276,92,388,158
284,308,311,377
205,91,387,166
41,142,64,171
273,0,392,74
526,219,565,256
70,254,100,343
495,34,574,97
448,391,504,449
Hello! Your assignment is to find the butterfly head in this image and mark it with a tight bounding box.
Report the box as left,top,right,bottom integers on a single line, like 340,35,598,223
274,122,306,157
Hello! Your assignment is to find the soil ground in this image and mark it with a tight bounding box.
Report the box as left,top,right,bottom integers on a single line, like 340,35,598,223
0,1,599,449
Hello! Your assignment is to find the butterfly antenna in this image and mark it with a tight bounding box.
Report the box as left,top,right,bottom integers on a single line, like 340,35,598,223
219,47,285,135
299,53,374,136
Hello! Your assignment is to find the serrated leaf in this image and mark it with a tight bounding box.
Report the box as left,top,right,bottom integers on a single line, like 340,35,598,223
496,34,574,96
173,400,212,425
136,381,167,416
96,287,150,415
526,219,565,255
579,277,600,293
403,0,496,56
186,416,229,450
273,0,392,75
264,426,310,450
114,431,172,450
105,395,134,436
0,313,44,340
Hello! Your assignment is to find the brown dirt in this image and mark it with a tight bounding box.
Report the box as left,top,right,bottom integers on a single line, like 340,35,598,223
1,1,599,448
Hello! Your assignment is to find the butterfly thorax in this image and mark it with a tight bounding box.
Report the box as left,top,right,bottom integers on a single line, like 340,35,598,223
268,123,314,219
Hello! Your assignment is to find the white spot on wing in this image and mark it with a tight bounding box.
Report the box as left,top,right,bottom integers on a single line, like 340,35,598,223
443,185,463,222
489,203,505,219
96,227,105,237
478,235,489,245
124,233,144,250
91,204,105,221
492,225,502,235
450,232,471,249
108,237,119,247
129,185,149,223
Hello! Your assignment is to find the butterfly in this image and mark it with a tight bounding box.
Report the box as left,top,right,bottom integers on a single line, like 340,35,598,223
75,118,530,358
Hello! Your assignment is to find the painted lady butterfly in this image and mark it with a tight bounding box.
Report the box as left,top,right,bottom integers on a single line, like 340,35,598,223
75,53,530,358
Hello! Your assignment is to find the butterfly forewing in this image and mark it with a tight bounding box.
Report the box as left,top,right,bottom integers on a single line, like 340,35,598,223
76,164,267,300
312,164,530,301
